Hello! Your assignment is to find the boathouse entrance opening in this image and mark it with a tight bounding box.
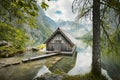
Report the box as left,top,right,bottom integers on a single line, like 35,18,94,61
54,40,61,52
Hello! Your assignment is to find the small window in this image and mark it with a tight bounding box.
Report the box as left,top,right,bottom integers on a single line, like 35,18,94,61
55,40,61,43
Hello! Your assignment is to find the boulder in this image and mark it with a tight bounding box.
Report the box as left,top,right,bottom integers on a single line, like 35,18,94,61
32,47,39,51
34,73,63,80
33,65,63,80
0,40,8,47
33,65,51,79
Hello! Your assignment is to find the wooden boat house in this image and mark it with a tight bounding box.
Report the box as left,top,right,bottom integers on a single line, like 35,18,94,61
44,27,77,56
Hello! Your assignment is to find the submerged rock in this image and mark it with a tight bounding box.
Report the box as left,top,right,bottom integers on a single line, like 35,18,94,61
33,65,63,80
33,65,51,80
34,73,63,80
102,68,112,80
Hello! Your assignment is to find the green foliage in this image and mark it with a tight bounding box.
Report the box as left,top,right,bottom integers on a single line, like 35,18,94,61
53,69,65,75
0,45,24,57
78,31,93,46
0,0,50,57
0,0,41,55
37,44,46,49
41,1,49,10
105,0,120,14
0,21,26,57
0,21,27,49
101,30,120,54
0,0,39,50
0,0,38,23
73,0,120,54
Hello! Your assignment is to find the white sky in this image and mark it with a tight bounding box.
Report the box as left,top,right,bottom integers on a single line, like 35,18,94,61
38,0,76,21
38,0,92,29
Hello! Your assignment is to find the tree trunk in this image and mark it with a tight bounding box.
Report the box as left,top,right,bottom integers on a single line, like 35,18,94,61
92,0,101,75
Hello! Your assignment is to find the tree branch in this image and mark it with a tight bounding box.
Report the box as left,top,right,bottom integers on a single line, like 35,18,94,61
101,20,113,47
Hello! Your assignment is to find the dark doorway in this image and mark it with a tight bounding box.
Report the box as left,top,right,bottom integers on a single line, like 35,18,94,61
54,40,61,52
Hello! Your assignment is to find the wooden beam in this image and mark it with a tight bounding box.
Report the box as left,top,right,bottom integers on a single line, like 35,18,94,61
22,53,59,63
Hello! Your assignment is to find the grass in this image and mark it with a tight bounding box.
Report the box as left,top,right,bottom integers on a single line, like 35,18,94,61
63,73,107,80
50,56,76,73
34,72,107,80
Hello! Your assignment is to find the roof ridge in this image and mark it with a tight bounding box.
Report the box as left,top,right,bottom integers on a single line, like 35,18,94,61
44,27,77,45
59,27,77,45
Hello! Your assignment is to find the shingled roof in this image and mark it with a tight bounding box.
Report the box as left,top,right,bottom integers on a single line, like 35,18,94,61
44,27,77,45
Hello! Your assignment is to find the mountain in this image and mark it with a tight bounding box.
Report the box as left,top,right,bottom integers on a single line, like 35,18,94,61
56,20,90,38
24,4,91,46
44,16,58,31
24,5,57,46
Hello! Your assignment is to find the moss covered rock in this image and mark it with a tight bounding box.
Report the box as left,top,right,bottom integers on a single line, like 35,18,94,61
0,45,24,58
34,73,63,80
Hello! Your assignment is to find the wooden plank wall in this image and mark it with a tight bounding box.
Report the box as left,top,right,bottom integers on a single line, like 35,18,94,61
47,33,73,51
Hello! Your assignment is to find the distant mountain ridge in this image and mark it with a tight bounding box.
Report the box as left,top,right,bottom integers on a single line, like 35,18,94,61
25,4,91,46
56,20,89,38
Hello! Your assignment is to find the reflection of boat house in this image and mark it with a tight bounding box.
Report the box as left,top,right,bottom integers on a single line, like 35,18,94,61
44,27,77,56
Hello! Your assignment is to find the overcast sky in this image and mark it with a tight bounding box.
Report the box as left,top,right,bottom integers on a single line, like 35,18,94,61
38,0,92,30
38,0,75,21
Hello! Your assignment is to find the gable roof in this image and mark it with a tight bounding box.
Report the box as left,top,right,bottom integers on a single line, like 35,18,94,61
44,27,77,45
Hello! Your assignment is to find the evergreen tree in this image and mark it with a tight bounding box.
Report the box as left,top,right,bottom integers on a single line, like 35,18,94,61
92,0,101,75
72,0,120,75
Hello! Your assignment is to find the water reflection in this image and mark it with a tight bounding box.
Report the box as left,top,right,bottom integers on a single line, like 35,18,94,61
68,46,92,75
68,40,112,80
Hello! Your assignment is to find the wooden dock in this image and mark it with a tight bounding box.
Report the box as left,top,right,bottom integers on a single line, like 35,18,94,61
0,53,59,69
0,51,76,68
22,53,59,63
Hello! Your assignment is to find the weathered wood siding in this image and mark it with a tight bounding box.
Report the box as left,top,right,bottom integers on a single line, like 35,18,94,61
46,33,73,52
